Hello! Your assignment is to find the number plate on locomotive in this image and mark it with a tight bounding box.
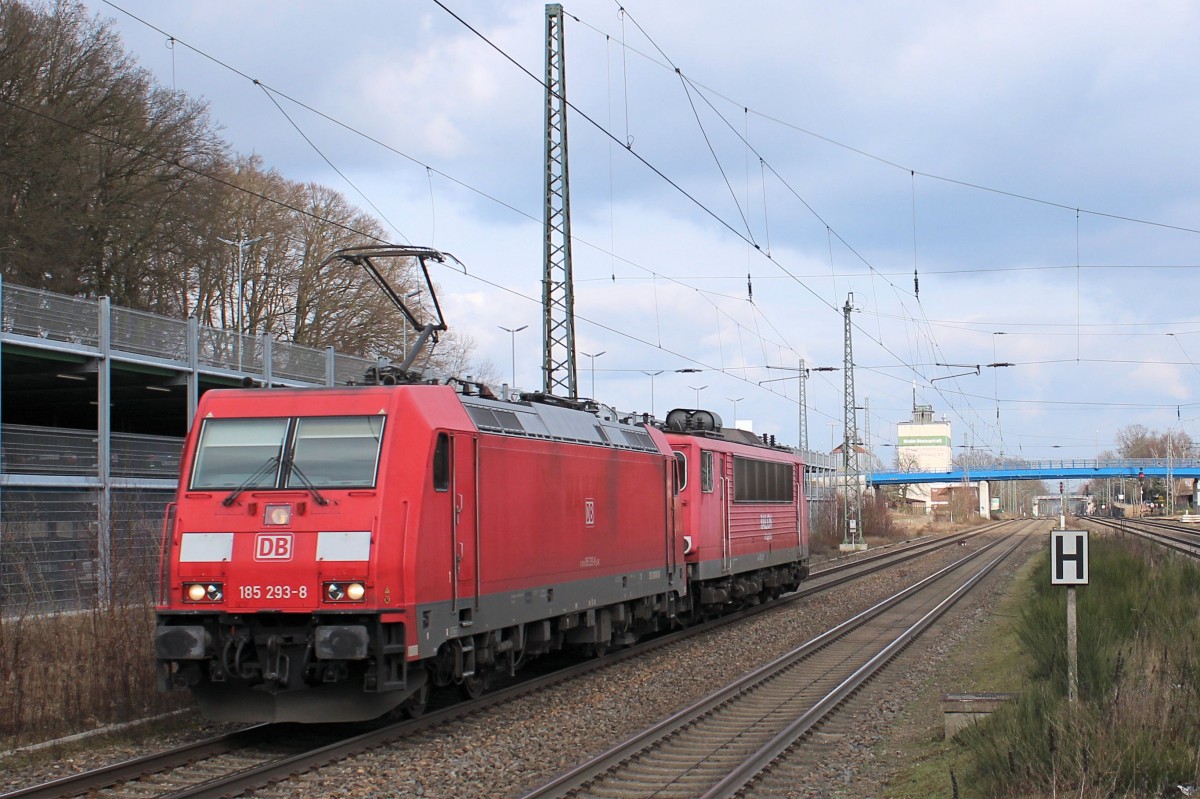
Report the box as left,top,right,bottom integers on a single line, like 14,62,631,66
237,584,309,600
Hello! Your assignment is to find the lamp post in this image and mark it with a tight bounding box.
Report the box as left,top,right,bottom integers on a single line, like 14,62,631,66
217,234,268,337
580,350,606,398
641,370,664,418
688,384,708,408
727,397,744,424
217,233,267,371
498,325,528,388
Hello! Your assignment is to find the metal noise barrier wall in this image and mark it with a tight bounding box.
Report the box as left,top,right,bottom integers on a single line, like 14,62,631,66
0,474,835,614
1,487,173,615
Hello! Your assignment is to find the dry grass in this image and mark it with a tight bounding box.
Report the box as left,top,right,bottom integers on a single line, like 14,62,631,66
957,535,1200,796
0,602,184,747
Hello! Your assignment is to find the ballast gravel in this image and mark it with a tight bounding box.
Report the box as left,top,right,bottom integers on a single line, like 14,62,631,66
0,529,1038,798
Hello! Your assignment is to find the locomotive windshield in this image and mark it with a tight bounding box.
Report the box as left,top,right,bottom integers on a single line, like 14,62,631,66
190,415,386,490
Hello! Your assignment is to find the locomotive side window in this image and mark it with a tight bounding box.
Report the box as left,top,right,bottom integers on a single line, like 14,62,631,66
288,416,385,488
732,456,794,503
700,450,714,493
433,432,450,492
673,451,687,491
191,418,288,489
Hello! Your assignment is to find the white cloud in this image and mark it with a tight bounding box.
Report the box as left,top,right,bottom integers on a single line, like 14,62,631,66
84,0,1200,462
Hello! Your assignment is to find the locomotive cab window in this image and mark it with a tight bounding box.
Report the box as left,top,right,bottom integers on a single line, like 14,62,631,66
287,416,385,488
190,415,385,491
700,450,714,493
191,418,288,489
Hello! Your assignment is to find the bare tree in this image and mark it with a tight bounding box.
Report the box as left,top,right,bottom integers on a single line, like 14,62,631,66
0,1,487,380
0,0,224,305
1115,424,1192,460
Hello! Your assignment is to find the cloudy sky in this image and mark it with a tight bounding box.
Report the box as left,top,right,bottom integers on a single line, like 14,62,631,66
82,0,1200,464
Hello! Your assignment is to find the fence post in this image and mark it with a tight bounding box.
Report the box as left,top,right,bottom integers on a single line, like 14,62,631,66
186,317,199,430
0,275,4,609
326,346,335,386
262,332,272,387
98,296,112,606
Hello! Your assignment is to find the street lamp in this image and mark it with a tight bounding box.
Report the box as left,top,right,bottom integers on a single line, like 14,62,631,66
217,234,268,336
498,325,528,388
580,350,606,398
688,384,708,408
641,370,664,418
217,233,267,370
727,397,744,423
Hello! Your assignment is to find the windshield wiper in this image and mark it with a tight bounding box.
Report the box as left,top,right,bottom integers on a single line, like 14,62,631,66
285,460,330,506
222,455,281,507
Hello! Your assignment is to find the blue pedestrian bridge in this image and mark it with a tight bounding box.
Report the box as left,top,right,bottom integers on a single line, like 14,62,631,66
865,459,1200,486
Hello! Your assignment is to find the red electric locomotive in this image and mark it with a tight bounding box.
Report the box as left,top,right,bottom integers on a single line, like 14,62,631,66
154,383,686,722
153,247,808,724
663,409,809,611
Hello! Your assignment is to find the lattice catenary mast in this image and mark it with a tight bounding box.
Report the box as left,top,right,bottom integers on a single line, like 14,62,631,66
798,358,809,453
542,3,578,397
842,293,865,549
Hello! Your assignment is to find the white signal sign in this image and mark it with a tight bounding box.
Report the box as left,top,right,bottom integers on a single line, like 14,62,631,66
1051,530,1088,585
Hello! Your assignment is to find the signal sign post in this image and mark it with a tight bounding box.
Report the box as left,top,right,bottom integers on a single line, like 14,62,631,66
1051,529,1088,704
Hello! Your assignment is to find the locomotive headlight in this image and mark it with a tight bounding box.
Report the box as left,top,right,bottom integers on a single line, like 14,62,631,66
184,582,223,602
264,504,292,526
324,581,366,602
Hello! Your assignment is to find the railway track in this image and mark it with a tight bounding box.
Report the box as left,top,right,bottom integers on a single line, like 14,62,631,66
1086,516,1200,558
518,524,1032,799
0,725,340,799
2,521,1023,799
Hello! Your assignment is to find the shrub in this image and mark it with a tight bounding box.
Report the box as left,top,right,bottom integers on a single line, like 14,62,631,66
960,535,1200,796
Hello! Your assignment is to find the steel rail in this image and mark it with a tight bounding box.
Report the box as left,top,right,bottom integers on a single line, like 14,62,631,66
704,533,1026,799
1088,517,1200,558
0,726,272,799
517,526,1030,799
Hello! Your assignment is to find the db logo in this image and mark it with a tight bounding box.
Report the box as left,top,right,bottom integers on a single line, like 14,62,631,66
255,533,293,561
584,499,596,527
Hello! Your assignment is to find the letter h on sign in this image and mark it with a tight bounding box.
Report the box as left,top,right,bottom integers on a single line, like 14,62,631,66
1051,530,1088,585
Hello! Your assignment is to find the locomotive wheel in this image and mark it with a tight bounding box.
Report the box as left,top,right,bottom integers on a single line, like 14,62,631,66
432,645,455,687
460,671,488,700
403,681,431,718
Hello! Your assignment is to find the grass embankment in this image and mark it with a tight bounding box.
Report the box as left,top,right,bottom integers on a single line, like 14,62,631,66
884,533,1200,798
0,603,185,748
